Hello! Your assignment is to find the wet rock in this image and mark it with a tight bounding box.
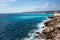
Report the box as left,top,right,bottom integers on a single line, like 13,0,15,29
36,32,40,34
48,16,53,19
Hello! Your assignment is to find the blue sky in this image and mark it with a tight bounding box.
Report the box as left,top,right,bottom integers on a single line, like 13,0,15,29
0,0,60,13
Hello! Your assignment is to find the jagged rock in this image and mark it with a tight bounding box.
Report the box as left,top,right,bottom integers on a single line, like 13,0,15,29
35,32,46,39
36,32,40,34
53,33,60,40
42,27,54,33
36,16,60,40
48,16,53,19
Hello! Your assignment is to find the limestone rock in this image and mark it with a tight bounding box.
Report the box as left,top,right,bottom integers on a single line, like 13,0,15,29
36,16,60,40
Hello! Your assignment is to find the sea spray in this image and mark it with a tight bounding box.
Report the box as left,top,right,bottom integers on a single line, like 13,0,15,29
23,17,51,40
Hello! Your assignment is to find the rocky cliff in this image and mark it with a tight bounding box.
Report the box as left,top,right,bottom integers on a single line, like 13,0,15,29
35,16,60,40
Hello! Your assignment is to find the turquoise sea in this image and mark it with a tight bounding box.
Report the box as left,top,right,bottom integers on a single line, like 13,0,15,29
0,13,53,40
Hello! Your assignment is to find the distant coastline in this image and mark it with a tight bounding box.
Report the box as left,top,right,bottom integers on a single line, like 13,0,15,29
0,10,60,14
22,10,60,14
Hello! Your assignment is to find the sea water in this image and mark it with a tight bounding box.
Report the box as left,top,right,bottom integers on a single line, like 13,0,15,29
0,13,53,40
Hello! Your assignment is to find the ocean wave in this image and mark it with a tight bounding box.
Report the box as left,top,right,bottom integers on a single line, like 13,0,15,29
23,17,51,40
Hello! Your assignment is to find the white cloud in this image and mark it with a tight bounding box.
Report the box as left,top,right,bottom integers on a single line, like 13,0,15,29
33,2,49,11
0,7,37,13
0,0,17,3
0,0,17,6
41,2,48,8
6,0,17,2
0,0,38,13
0,0,50,13
0,0,18,13
0,0,60,13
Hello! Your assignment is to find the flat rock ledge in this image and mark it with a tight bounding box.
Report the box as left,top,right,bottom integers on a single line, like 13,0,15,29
35,16,60,40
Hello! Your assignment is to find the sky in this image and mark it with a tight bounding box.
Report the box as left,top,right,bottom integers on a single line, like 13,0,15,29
0,0,60,13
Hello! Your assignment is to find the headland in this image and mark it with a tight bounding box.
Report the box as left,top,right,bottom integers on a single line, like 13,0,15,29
35,13,60,40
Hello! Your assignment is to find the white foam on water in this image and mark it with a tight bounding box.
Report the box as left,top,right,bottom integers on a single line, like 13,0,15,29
23,17,51,40
36,17,51,33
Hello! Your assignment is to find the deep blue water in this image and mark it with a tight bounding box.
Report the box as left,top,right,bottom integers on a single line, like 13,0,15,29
0,13,53,40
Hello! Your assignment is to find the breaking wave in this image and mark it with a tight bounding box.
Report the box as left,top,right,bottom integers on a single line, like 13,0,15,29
23,17,51,40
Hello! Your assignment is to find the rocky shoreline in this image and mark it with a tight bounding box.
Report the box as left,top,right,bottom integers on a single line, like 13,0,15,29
35,15,60,40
